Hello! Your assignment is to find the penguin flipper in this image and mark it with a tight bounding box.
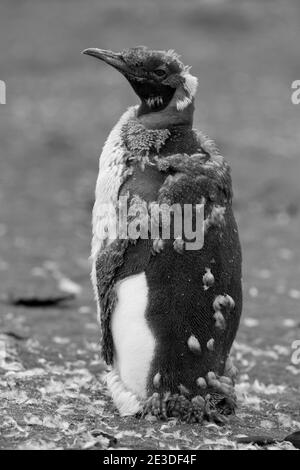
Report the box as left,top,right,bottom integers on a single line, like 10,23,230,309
95,236,153,365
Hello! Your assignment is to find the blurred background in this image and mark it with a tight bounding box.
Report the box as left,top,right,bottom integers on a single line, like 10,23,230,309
0,0,300,449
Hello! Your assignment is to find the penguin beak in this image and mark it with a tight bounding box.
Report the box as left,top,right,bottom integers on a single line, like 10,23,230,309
82,48,129,75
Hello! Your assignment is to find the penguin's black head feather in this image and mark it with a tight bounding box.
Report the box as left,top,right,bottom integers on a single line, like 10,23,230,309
82,46,198,116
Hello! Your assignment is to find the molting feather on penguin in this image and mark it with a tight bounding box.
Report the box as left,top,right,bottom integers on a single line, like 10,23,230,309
83,46,243,422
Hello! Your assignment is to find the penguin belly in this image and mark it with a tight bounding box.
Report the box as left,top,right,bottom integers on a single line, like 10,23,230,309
111,272,155,399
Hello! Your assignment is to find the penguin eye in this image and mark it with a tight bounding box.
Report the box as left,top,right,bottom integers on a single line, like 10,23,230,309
153,68,167,78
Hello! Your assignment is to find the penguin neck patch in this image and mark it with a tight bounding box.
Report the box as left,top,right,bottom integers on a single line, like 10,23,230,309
91,106,137,263
121,119,171,159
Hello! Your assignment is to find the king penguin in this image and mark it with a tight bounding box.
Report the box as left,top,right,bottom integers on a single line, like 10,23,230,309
83,46,242,423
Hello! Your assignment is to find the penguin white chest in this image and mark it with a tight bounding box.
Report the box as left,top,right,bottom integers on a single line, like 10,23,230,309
111,272,155,399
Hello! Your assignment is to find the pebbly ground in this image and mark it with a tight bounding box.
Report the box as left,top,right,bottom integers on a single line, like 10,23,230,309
0,212,299,450
0,0,299,450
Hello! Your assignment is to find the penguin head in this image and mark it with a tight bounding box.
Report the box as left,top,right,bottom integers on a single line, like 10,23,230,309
82,46,198,117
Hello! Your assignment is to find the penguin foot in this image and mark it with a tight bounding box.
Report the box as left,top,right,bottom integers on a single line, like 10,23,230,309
141,392,206,423
141,392,169,419
206,372,236,399
204,392,236,425
183,395,205,424
141,380,236,425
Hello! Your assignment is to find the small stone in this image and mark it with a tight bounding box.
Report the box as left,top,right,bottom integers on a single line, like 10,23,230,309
257,269,271,279
283,319,297,328
278,248,292,260
289,289,300,299
207,338,215,351
244,317,259,327
249,287,258,298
